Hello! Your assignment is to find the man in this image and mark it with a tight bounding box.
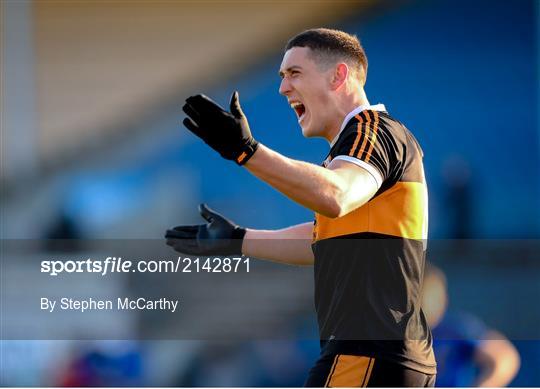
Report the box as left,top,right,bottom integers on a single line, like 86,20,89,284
422,264,520,387
166,28,436,387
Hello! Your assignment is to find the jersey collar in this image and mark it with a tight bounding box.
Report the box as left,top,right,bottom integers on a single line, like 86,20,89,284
329,103,387,147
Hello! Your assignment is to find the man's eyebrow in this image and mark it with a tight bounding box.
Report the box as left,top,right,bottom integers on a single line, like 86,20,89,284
278,65,303,78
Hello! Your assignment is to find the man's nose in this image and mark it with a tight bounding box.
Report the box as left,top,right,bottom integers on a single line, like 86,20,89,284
279,77,292,96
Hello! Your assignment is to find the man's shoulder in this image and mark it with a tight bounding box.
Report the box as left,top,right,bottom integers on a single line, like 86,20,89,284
332,109,403,153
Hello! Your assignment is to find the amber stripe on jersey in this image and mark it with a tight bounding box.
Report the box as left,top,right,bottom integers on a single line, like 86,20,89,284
325,355,374,387
363,110,380,163
348,111,370,157
348,120,363,156
324,355,340,387
355,110,373,159
313,181,426,241
362,357,375,387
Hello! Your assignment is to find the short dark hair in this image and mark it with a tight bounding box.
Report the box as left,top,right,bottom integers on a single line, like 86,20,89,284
285,28,368,83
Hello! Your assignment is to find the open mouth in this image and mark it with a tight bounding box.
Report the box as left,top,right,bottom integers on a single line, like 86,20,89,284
290,101,306,122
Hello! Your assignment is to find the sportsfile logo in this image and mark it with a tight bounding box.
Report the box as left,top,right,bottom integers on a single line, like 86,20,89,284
41,257,146,276
41,256,250,276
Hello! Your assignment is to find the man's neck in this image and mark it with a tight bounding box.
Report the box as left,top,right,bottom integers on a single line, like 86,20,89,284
324,90,370,143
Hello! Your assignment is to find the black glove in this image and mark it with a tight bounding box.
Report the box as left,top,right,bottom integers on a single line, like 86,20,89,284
182,91,259,165
165,204,246,255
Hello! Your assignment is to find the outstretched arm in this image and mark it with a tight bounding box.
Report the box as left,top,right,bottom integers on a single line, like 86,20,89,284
165,205,314,266
244,144,378,218
242,222,314,266
181,92,379,218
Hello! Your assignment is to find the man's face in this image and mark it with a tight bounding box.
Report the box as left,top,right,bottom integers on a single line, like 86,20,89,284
279,47,333,138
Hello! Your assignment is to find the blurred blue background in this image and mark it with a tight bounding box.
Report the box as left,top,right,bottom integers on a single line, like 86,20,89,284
1,0,538,386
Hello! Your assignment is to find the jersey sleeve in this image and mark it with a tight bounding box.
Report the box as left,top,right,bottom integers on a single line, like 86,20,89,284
330,110,398,188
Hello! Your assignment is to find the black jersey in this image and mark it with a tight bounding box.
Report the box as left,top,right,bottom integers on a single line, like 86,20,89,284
312,108,436,374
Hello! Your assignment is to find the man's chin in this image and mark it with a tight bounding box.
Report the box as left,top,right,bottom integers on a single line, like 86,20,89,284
301,125,322,139
301,125,313,138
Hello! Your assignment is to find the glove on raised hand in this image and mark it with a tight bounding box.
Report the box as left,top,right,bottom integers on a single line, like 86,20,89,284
182,91,259,165
165,204,246,255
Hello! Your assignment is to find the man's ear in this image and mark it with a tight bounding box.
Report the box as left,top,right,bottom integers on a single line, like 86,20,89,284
331,63,349,90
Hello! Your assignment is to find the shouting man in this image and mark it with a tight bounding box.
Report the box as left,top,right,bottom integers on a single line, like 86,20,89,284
167,28,436,387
